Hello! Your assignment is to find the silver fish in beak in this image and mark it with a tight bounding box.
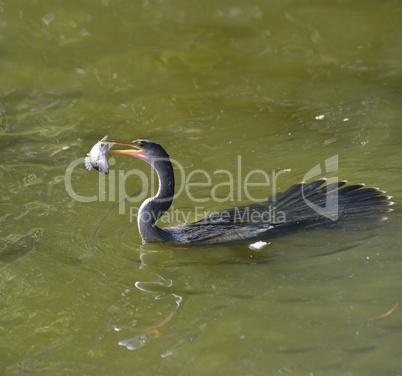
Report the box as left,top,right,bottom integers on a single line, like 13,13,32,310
85,135,114,174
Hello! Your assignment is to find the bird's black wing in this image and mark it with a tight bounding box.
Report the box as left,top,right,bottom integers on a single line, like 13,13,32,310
166,179,393,245
194,179,393,226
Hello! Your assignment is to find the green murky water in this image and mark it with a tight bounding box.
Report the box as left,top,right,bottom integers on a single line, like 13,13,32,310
1,1,402,374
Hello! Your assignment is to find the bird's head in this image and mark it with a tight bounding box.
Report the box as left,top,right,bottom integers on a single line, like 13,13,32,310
108,139,170,163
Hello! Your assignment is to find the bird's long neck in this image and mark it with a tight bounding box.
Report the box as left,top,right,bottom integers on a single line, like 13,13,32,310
137,157,175,242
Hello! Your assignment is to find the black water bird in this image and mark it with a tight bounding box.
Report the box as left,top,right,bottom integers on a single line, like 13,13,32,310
107,139,393,245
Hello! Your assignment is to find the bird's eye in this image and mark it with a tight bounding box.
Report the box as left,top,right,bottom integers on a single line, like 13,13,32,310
138,142,144,148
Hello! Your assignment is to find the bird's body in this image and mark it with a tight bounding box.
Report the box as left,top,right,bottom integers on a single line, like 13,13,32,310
147,179,391,245
101,139,394,245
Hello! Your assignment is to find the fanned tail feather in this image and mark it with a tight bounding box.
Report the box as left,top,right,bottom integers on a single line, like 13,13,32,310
272,179,393,226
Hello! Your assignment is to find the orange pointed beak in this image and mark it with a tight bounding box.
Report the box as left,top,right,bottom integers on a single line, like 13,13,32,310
107,140,147,159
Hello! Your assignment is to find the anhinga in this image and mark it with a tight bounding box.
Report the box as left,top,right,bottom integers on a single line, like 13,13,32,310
102,139,393,245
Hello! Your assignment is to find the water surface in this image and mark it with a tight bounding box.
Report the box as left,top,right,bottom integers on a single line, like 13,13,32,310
1,1,402,375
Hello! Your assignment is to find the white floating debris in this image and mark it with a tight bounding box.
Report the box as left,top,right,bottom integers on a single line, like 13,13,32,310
323,138,337,145
248,241,270,251
42,13,55,25
315,114,325,120
118,336,146,351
